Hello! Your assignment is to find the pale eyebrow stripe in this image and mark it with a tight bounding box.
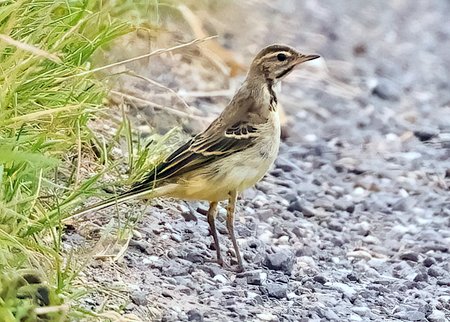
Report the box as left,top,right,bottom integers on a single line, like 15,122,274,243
262,51,292,59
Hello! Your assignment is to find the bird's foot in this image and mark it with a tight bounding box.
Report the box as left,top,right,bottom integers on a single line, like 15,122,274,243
204,257,244,273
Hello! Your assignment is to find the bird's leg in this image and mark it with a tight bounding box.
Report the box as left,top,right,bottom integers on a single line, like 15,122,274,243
226,190,244,272
207,201,223,266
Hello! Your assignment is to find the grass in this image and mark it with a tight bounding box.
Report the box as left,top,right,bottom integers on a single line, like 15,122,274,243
0,0,220,319
0,0,158,320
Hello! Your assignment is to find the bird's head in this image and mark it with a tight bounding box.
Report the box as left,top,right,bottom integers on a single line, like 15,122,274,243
249,44,320,82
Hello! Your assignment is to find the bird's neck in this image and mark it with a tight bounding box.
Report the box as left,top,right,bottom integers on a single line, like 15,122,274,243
265,78,278,112
242,74,278,112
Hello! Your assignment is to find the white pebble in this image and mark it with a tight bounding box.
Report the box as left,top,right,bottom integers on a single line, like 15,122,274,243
213,274,228,284
399,189,409,197
278,235,289,245
304,134,317,142
352,187,366,196
347,250,372,260
256,313,277,321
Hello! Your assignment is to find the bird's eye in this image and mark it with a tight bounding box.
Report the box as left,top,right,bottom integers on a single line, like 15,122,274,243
277,53,287,61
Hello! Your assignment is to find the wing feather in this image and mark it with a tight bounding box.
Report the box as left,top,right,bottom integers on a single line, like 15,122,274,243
131,121,259,190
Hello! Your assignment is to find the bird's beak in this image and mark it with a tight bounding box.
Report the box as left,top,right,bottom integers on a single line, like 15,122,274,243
296,54,320,64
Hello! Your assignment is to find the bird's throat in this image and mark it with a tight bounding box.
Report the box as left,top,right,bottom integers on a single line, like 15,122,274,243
266,79,278,112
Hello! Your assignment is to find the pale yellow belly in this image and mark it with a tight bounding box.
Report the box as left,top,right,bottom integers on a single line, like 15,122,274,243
170,153,275,201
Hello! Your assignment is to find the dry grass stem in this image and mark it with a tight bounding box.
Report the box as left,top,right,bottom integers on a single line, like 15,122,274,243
126,70,194,112
66,36,217,79
0,34,62,63
178,89,234,98
110,90,206,120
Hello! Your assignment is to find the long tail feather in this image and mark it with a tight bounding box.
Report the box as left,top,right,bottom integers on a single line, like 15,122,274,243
66,184,174,221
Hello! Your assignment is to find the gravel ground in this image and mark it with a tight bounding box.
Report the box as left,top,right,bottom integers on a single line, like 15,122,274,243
69,1,449,321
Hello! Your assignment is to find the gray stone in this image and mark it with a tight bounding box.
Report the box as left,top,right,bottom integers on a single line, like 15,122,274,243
413,129,438,142
316,307,340,321
329,282,356,300
287,198,303,212
413,273,428,282
275,157,298,172
423,257,436,267
427,309,446,322
246,271,268,285
263,283,287,299
170,233,183,243
399,252,419,262
313,198,335,210
313,275,327,284
394,310,425,321
263,250,294,274
437,279,450,286
327,219,343,232
256,313,278,321
352,306,370,317
198,265,224,278
427,267,441,277
187,309,203,321
130,291,148,306
371,78,401,101
334,198,355,213
163,262,191,277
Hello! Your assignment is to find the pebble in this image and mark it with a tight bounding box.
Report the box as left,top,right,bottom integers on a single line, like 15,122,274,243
413,273,428,282
352,187,366,197
163,262,191,277
256,313,277,321
352,306,370,317
393,310,425,321
328,282,357,300
246,271,268,285
263,283,287,299
301,206,318,218
213,274,228,284
246,291,259,300
427,267,441,277
187,309,203,322
287,198,303,212
171,233,183,243
327,219,343,232
130,291,148,306
436,279,450,286
427,309,446,322
316,307,340,321
347,250,372,261
399,252,420,262
263,250,294,274
313,275,327,284
423,257,436,267
334,198,355,213
313,198,335,210
275,157,298,172
371,77,401,101
181,210,198,222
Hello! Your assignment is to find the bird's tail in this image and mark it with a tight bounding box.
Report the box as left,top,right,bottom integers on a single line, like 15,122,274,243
66,184,175,221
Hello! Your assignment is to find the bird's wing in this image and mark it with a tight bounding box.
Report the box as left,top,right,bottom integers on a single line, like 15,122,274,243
130,121,260,190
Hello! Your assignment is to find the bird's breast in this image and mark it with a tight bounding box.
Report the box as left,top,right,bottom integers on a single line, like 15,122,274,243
221,111,281,192
170,111,281,202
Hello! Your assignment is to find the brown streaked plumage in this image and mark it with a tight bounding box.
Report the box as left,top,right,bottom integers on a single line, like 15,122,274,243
71,44,320,271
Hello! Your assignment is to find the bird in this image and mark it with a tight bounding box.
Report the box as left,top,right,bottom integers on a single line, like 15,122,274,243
72,44,320,271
